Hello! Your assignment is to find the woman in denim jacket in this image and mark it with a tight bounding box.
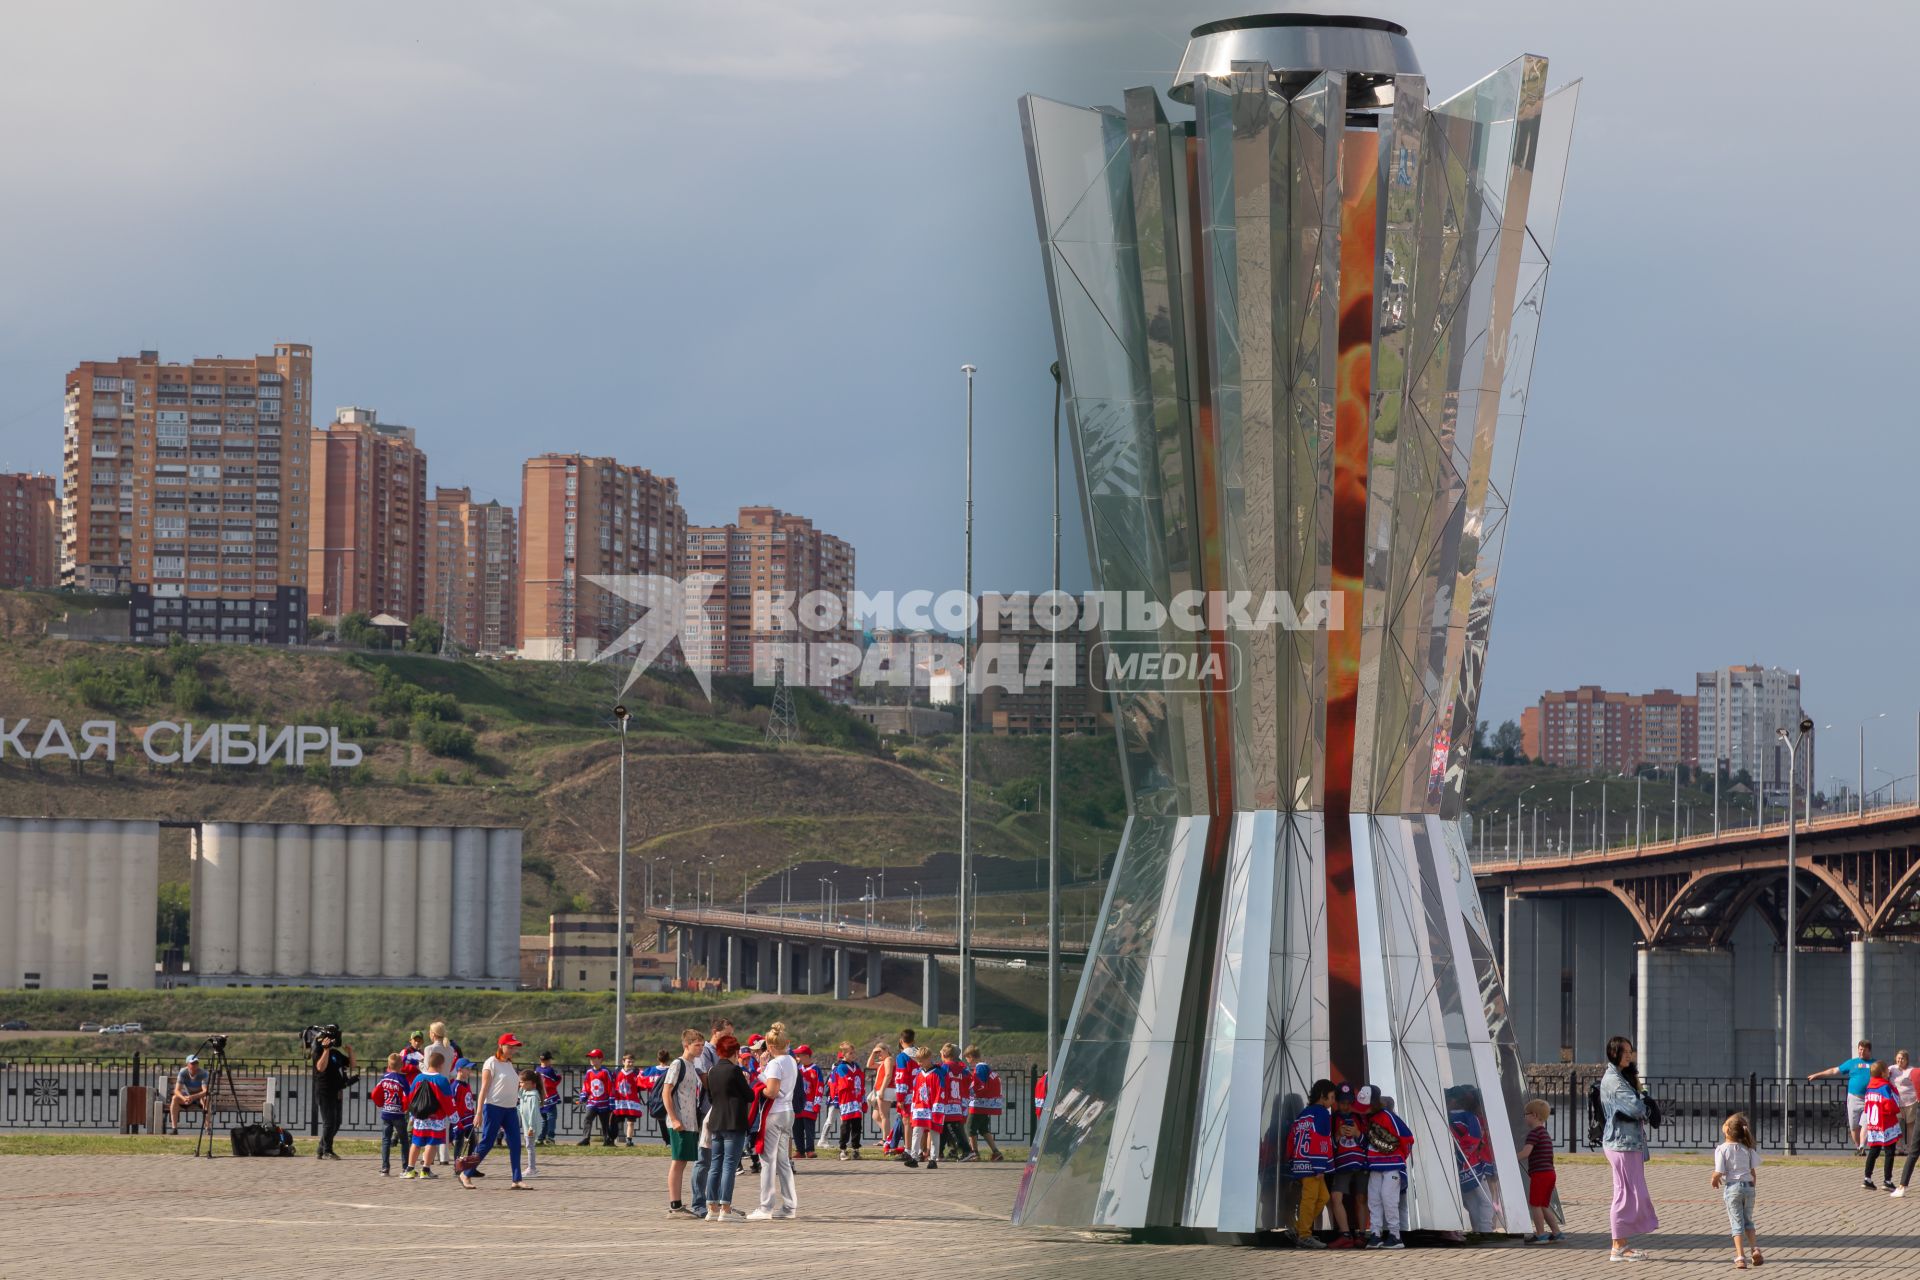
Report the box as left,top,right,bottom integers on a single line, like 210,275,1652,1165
1600,1035,1659,1261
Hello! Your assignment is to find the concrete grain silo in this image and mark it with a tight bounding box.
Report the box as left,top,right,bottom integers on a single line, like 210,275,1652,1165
344,825,384,977
308,824,348,977
82,821,121,986
485,827,521,981
115,820,159,988
272,824,312,977
450,827,488,980
48,819,90,989
236,823,277,976
414,827,453,980
193,822,242,975
12,819,53,987
0,819,17,985
380,826,419,978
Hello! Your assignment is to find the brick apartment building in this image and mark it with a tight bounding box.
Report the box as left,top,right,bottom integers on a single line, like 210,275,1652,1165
424,486,518,653
307,407,428,621
976,592,1107,734
0,473,59,589
64,345,314,642
518,453,686,661
683,505,856,699
1534,685,1699,773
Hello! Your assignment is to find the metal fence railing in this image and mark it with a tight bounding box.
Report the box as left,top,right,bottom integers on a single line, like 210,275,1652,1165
0,1054,1045,1145
1524,1069,1858,1152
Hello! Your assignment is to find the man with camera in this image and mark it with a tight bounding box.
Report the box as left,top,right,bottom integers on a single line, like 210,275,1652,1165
311,1025,355,1160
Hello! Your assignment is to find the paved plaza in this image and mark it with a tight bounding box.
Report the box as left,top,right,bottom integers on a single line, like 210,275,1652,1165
1,1151,1917,1277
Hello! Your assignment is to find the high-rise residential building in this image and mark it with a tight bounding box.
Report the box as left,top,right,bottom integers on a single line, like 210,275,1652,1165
1520,705,1542,761
976,592,1108,734
1697,664,1809,790
307,407,428,621
425,486,518,654
1534,685,1699,773
64,345,313,642
683,505,856,700
0,472,59,589
518,453,686,661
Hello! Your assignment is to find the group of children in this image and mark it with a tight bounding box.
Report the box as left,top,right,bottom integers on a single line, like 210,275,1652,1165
370,1043,555,1181
1285,1084,1571,1250
875,1032,1008,1168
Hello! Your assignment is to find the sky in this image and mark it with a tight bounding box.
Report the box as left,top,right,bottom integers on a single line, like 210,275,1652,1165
2,0,1916,779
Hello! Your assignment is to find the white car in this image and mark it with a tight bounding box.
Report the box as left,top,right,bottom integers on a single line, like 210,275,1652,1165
121,1022,143,1033
77,1022,101,1033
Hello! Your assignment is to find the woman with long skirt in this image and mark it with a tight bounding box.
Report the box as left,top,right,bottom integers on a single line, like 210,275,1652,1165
1599,1034,1659,1261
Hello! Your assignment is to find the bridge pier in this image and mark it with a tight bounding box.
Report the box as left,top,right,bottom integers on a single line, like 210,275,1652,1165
1851,938,1920,1059
867,949,883,999
758,939,779,994
805,944,823,995
675,927,692,985
776,940,794,996
834,948,851,1000
921,953,940,1027
1777,944,1849,1075
1501,893,1636,1066
1636,945,1734,1080
724,935,741,991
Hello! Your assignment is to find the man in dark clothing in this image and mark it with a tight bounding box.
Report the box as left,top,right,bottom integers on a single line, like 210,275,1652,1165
312,1031,356,1159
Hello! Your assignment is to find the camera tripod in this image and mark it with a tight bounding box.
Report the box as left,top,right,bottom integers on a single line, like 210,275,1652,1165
192,1039,241,1159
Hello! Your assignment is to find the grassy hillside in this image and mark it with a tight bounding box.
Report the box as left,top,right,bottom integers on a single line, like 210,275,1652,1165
0,590,1126,938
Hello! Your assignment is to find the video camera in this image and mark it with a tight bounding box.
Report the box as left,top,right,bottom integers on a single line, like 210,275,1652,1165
301,1024,342,1054
202,1033,228,1054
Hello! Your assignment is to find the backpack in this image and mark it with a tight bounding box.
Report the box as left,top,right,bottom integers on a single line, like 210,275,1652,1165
408,1078,440,1120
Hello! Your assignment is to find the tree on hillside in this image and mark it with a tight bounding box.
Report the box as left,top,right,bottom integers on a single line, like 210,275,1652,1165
1491,719,1524,765
407,615,444,654
1472,719,1491,759
337,612,387,648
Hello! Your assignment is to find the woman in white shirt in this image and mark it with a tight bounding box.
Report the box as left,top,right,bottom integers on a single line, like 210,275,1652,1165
456,1033,531,1190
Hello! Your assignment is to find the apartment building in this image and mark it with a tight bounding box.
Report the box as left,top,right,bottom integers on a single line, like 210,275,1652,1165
424,486,518,653
1698,664,1809,789
683,505,856,700
0,472,59,589
64,345,313,643
518,453,686,660
976,592,1108,734
307,406,428,621
1535,685,1699,773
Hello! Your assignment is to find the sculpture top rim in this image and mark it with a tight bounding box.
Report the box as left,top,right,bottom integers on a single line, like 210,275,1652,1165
1188,13,1408,39
1171,12,1421,105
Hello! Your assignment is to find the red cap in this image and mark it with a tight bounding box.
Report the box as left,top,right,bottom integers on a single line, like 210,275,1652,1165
586,1049,604,1059
796,1045,812,1055
498,1033,524,1048
748,1034,766,1046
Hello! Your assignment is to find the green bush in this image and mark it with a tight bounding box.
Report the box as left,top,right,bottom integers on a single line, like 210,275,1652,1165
413,715,476,759
170,671,213,713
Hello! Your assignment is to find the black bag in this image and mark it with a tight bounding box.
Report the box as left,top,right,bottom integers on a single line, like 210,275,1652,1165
1586,1081,1605,1148
1644,1093,1663,1128
228,1122,278,1156
408,1079,440,1120
229,1125,253,1157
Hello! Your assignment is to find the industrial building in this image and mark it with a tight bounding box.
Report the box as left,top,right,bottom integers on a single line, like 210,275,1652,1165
190,822,522,986
0,818,160,990
0,817,523,990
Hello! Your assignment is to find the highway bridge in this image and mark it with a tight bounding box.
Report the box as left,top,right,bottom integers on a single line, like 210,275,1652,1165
1470,801,1920,1082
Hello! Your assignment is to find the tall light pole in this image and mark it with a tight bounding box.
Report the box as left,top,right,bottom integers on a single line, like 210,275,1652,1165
1047,360,1063,1074
1518,784,1539,858
1780,715,1813,1153
959,363,976,1047
613,703,631,1065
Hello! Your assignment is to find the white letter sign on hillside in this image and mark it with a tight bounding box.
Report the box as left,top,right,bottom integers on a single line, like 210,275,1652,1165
0,718,363,767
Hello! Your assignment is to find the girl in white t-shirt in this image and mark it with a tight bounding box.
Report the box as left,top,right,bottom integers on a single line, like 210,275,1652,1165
1710,1113,1763,1270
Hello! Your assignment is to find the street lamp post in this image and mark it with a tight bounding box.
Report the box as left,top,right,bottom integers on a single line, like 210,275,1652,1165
1047,360,1063,1076
958,362,976,1050
613,704,631,1065
1779,716,1813,1153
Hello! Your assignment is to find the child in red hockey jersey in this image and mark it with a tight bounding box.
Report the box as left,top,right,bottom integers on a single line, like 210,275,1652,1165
613,1052,643,1147
794,1045,823,1160
938,1043,971,1161
448,1060,478,1164
577,1048,616,1147
963,1046,1004,1162
404,1050,455,1179
830,1042,867,1160
906,1045,942,1169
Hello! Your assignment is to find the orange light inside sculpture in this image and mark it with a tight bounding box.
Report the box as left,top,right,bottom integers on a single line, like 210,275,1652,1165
1323,129,1379,1085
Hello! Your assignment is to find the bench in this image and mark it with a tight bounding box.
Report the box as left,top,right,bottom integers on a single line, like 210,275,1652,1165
170,1075,274,1132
